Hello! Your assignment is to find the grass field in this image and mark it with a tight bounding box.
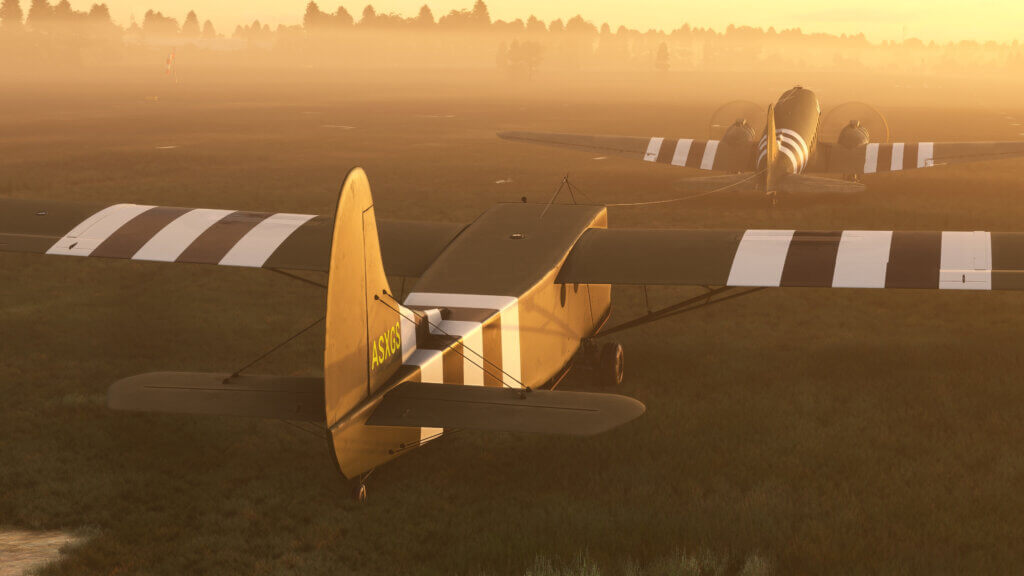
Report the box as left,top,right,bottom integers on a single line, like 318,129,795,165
3,72,1024,574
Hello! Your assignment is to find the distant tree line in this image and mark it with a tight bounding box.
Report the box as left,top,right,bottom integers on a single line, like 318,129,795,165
2,0,1024,76
0,0,114,33
0,0,218,37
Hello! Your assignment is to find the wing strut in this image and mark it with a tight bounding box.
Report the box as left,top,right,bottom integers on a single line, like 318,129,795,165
597,286,765,337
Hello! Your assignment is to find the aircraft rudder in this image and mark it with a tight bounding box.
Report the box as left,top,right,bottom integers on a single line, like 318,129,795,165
323,168,401,431
763,104,777,192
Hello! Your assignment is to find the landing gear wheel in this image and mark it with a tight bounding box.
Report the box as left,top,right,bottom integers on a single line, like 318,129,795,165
351,469,373,503
598,342,624,387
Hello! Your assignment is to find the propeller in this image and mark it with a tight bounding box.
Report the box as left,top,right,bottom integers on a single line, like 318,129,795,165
708,100,765,140
820,102,891,144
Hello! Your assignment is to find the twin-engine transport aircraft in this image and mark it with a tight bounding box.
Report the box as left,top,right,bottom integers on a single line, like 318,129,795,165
498,86,1024,198
5,168,1024,499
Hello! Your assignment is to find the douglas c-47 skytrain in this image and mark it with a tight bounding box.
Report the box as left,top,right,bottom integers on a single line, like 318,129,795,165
499,86,1024,199
5,168,1024,499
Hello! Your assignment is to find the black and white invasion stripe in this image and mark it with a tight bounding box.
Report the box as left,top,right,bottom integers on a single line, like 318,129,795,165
863,142,935,174
757,129,811,173
44,204,317,268
642,137,720,170
727,229,995,290
398,293,523,443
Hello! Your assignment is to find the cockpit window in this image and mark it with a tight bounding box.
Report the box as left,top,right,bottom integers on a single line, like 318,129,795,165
779,87,802,102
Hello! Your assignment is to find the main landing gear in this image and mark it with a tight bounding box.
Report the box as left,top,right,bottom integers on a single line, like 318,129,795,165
599,341,625,387
578,339,625,387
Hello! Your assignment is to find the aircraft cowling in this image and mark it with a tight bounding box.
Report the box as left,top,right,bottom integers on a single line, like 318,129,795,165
723,120,755,145
837,121,871,148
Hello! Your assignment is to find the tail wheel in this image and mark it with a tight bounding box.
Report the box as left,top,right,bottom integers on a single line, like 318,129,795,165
351,469,373,502
353,482,368,503
599,342,625,387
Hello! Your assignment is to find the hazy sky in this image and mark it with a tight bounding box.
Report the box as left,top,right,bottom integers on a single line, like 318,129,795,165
91,0,1024,44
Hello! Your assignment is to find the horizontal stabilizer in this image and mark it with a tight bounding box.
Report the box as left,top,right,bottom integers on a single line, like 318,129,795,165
366,382,645,436
108,372,325,422
779,174,865,194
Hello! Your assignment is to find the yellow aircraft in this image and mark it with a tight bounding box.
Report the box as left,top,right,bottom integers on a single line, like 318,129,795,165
3,167,1022,499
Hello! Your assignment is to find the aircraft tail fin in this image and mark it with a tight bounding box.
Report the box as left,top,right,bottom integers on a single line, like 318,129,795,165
323,167,403,419
323,168,414,478
762,104,778,192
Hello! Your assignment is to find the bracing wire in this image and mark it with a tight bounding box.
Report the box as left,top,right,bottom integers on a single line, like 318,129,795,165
604,169,766,207
269,268,328,289
389,428,460,455
374,292,529,392
225,316,325,382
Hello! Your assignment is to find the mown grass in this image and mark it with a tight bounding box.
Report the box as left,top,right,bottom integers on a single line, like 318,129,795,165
521,549,772,576
3,74,1024,574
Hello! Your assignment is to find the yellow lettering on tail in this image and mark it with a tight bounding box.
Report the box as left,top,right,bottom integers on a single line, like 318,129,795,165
370,321,402,371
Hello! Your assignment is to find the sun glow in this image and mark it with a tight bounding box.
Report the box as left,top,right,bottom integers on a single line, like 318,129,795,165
83,0,1024,44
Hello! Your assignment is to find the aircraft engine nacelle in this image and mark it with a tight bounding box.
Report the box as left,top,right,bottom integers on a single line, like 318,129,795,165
723,119,755,145
837,120,871,149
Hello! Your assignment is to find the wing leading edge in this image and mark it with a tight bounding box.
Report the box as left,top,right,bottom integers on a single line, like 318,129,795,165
559,228,1024,291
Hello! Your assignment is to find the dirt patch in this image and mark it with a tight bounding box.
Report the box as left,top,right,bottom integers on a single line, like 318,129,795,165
0,530,83,576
